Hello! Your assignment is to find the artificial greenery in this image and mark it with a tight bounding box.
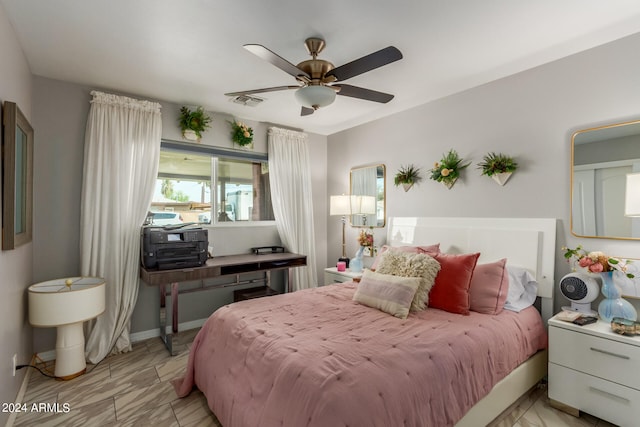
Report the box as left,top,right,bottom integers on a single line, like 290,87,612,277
394,164,422,186
178,106,211,139
229,120,254,146
429,149,470,183
477,152,518,176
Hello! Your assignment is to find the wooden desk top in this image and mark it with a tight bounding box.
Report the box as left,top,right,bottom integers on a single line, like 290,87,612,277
140,252,307,286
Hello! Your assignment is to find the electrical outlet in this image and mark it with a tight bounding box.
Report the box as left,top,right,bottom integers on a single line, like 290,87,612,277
12,353,17,376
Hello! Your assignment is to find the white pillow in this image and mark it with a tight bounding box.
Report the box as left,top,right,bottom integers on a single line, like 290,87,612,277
504,266,538,312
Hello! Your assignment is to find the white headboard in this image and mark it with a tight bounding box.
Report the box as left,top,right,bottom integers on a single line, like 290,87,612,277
387,217,557,321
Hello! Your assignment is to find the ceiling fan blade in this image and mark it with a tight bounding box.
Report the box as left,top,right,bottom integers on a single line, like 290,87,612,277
326,46,402,82
244,44,310,79
334,84,394,103
224,86,300,97
301,106,315,116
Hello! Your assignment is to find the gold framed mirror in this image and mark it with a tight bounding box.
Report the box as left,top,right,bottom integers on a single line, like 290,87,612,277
571,118,640,240
350,164,385,228
2,101,34,250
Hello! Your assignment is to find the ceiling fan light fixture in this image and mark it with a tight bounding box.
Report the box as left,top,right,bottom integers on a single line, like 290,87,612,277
295,85,336,110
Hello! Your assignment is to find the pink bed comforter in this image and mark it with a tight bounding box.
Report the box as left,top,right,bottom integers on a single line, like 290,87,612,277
173,283,547,427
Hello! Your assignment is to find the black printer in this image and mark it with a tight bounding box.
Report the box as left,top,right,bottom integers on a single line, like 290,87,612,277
141,225,208,270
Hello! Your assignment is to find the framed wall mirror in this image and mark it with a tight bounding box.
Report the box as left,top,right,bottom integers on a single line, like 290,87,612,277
571,119,640,240
350,164,385,227
2,101,34,250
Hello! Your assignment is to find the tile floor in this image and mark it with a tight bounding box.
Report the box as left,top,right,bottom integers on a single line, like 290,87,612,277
12,329,615,427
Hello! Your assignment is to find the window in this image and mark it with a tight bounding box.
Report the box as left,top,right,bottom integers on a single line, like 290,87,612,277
148,141,274,226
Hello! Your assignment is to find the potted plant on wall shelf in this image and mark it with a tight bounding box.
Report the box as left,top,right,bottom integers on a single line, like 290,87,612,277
429,149,470,189
229,120,254,149
178,106,211,142
394,164,422,192
477,152,518,186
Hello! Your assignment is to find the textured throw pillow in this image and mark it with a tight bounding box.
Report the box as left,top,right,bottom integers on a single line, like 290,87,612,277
427,252,480,315
375,250,441,311
371,244,441,270
353,270,422,319
469,258,509,315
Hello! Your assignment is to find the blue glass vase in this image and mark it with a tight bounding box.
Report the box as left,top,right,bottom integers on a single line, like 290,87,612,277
598,271,637,322
350,247,365,273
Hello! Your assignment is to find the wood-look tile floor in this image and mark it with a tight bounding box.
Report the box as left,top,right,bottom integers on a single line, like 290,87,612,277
13,329,615,427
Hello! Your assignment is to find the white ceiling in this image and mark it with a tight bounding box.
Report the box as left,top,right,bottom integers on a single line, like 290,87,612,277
4,0,640,136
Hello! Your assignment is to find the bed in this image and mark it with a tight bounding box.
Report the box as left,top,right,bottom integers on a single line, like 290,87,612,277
173,217,557,427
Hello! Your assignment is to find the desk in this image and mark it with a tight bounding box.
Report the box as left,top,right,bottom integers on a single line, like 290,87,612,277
140,252,306,354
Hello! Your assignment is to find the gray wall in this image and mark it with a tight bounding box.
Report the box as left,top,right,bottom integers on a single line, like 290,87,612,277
31,78,328,352
0,5,33,424
328,31,640,315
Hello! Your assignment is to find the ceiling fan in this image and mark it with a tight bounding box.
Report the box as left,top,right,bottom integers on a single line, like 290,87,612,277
225,38,403,116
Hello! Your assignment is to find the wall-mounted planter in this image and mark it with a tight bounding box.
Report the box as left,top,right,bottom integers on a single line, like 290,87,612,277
430,150,469,190
442,178,458,189
478,153,518,186
491,172,512,186
182,129,199,142
178,106,211,144
394,164,422,192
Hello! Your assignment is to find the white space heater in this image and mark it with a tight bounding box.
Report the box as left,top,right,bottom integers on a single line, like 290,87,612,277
559,272,599,316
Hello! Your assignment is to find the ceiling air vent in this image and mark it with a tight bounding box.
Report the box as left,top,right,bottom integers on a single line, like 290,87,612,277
229,95,264,107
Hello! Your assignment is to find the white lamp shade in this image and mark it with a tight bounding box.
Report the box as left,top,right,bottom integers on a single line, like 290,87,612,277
352,195,376,215
626,173,640,217
295,85,336,109
29,277,106,327
330,195,352,216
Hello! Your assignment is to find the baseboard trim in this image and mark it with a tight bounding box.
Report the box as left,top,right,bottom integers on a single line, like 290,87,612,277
34,318,209,362
129,318,208,342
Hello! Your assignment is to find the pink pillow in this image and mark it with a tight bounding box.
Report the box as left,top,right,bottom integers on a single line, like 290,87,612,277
371,244,440,270
469,259,509,315
427,252,480,315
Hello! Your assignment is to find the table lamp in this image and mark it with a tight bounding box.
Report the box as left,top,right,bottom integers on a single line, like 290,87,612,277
28,277,106,380
330,195,352,267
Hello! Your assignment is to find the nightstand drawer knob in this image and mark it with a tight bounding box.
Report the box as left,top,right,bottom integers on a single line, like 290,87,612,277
590,347,630,360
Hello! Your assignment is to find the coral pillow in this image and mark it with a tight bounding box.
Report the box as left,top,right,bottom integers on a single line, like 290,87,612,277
371,244,440,270
469,258,509,315
353,270,422,319
428,252,480,315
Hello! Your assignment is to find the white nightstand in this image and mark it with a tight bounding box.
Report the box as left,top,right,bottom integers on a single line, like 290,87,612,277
323,267,363,286
548,314,640,426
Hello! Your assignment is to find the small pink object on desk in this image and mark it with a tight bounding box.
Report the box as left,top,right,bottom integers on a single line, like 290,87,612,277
336,261,346,272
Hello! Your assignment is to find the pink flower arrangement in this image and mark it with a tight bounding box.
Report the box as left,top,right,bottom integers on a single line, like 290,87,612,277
357,229,374,247
562,245,634,278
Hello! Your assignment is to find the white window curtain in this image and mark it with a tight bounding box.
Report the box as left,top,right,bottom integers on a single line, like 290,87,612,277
268,127,318,290
81,91,162,363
